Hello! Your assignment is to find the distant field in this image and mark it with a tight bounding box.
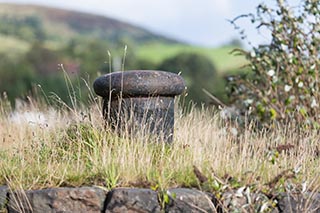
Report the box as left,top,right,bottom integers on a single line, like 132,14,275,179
0,35,30,58
136,43,247,73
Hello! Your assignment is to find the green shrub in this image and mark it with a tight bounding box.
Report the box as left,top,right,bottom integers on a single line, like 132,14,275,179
158,52,217,104
228,0,319,128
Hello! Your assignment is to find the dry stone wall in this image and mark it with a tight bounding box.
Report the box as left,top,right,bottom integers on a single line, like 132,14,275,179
0,185,319,212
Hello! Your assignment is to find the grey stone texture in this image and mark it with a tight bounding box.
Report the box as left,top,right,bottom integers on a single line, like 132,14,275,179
104,96,175,142
277,192,320,212
7,186,107,213
1,185,320,212
165,188,217,213
93,70,186,143
93,70,185,98
104,188,161,213
0,185,8,210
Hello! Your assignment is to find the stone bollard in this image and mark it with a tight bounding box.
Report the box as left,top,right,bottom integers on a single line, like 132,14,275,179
93,70,185,142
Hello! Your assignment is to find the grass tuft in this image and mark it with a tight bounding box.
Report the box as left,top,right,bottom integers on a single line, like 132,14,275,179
0,96,319,197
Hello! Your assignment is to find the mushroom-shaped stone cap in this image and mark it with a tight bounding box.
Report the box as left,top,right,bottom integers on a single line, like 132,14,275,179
93,70,186,98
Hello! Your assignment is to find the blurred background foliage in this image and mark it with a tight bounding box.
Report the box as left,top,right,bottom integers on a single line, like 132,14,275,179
157,52,218,103
0,3,246,107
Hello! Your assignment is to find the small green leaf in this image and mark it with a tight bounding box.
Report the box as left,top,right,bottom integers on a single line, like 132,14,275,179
171,192,177,199
270,108,277,119
163,193,170,204
212,179,220,191
151,184,159,191
299,107,307,117
271,157,276,165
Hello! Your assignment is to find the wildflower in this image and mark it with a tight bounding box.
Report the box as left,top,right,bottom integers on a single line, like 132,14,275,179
310,64,316,70
267,69,275,77
250,51,256,58
230,128,238,137
311,97,318,108
284,85,292,92
288,53,294,63
272,76,278,83
244,99,253,105
298,82,303,88
301,181,307,193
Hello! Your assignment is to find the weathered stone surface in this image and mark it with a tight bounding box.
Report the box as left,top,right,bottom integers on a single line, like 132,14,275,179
165,188,217,213
2,185,320,212
93,70,185,98
7,186,107,213
104,96,175,142
94,70,185,143
0,185,8,210
277,192,320,212
105,188,161,213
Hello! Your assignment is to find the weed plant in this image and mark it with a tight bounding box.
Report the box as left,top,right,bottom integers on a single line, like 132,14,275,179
228,0,320,129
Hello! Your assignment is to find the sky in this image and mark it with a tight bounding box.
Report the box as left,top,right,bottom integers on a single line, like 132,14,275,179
1,0,275,47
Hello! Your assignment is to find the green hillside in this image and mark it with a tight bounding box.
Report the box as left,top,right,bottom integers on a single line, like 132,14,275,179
137,43,246,73
0,3,246,73
0,3,178,45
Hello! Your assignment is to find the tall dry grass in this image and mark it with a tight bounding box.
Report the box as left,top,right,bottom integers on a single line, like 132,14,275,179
0,94,319,195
